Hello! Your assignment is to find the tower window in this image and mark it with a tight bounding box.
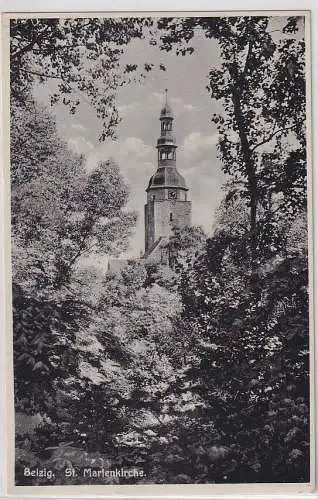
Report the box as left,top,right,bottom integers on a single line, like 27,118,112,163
162,121,172,132
170,213,173,222
160,151,166,160
162,122,168,132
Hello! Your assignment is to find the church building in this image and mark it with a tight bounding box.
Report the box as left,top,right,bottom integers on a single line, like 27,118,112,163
144,90,192,264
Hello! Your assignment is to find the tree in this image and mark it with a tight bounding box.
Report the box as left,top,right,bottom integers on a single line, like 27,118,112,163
172,200,309,482
167,225,207,269
12,99,139,483
157,16,306,264
154,16,309,483
10,17,162,484
10,17,155,140
89,260,202,480
11,98,137,293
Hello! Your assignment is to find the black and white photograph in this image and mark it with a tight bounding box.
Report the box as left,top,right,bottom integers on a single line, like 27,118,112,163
3,11,313,491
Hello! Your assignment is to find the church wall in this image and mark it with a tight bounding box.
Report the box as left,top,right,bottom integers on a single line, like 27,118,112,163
147,187,165,202
144,202,155,252
161,200,191,233
145,199,192,252
147,188,188,203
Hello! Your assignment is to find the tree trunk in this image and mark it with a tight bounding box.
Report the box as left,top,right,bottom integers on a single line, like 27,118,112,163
231,85,258,265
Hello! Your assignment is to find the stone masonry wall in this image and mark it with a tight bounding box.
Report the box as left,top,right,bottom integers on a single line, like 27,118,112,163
145,199,191,253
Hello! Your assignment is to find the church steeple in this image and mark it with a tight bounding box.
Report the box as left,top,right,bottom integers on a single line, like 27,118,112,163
147,91,187,192
157,89,177,166
144,91,192,256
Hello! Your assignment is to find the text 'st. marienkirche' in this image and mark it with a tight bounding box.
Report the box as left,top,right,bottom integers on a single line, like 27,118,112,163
144,90,192,262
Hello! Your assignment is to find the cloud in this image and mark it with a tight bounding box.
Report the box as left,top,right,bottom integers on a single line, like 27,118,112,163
68,136,94,155
123,137,153,158
60,122,87,134
117,101,139,115
59,122,95,156
171,97,182,105
151,92,199,115
152,91,164,102
186,162,225,233
185,158,225,182
86,136,153,170
183,103,199,112
70,123,87,133
180,132,218,155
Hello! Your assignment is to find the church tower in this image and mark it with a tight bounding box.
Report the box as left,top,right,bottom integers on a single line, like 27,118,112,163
144,90,191,258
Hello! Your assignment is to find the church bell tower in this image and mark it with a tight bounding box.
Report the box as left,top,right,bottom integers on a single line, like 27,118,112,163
144,90,192,257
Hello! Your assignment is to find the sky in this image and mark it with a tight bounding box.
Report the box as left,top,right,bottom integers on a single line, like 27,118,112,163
33,16,298,259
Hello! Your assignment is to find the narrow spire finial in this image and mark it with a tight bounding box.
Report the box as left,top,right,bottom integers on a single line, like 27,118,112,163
165,88,168,105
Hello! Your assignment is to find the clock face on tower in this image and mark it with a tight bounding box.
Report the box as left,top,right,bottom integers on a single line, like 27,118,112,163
168,190,177,200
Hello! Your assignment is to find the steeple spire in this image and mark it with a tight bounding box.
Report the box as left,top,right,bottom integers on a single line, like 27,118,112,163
157,91,176,166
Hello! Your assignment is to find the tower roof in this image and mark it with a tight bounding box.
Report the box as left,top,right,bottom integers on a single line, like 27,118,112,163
147,166,188,191
160,89,174,118
146,89,188,192
160,103,173,118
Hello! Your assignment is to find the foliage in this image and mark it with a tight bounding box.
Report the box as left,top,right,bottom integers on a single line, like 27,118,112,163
12,14,310,487
149,15,310,483
11,98,137,294
157,16,306,263
10,17,157,140
171,197,309,482
12,99,139,481
167,225,207,269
